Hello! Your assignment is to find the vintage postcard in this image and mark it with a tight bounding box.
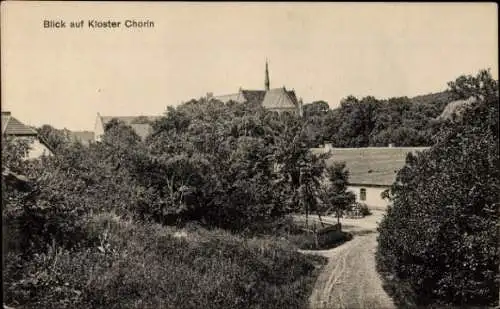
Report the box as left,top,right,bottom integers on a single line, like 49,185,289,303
2,2,498,309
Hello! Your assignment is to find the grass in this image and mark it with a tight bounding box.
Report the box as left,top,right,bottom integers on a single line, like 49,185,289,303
4,212,327,309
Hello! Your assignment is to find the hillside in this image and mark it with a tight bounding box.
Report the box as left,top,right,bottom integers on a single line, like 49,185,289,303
310,90,455,148
409,90,454,106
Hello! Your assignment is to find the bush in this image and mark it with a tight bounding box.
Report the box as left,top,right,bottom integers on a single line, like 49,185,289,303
376,92,499,308
4,212,327,309
357,203,371,217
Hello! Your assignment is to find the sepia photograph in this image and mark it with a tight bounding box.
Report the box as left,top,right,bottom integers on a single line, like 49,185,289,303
1,2,498,309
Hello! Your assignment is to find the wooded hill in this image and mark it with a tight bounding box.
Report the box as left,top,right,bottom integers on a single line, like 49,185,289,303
302,90,456,148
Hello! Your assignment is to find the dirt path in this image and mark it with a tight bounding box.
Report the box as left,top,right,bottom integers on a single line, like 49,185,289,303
302,211,396,309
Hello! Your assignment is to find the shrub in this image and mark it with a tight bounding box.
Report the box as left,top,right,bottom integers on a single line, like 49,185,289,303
4,213,326,309
376,90,499,307
357,203,372,217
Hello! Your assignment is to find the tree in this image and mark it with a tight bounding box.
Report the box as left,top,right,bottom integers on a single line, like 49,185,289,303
2,137,31,173
37,124,72,153
303,100,329,117
447,68,498,100
322,89,454,148
141,99,331,231
377,70,499,308
334,96,381,147
319,162,355,226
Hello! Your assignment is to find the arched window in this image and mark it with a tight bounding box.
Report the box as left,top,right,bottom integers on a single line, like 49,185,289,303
360,188,367,201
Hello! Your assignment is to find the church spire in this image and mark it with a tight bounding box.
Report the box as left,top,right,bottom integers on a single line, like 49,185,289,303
265,59,270,91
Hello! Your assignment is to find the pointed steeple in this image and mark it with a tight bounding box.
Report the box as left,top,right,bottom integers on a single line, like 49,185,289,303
265,59,270,91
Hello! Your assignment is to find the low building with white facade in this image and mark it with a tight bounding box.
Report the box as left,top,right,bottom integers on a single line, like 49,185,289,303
312,146,430,210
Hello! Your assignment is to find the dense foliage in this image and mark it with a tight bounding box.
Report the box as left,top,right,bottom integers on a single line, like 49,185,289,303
3,99,332,308
302,90,452,147
138,99,329,232
4,213,324,309
376,70,499,308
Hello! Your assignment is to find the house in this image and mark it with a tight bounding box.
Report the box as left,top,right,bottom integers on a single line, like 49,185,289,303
311,146,430,210
1,111,53,159
210,61,304,116
94,113,162,142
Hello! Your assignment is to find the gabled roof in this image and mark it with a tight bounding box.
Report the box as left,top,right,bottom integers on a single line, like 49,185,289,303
262,87,299,110
286,89,299,105
1,112,37,136
311,147,430,186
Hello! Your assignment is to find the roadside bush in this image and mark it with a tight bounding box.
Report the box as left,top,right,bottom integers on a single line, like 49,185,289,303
376,90,499,308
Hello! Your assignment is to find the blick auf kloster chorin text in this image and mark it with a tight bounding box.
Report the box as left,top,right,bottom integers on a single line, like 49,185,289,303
43,19,155,29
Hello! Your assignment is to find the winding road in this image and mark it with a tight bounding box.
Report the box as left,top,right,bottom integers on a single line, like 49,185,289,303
301,211,396,309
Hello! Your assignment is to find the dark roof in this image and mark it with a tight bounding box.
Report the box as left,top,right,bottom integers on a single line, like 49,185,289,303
286,90,299,105
312,147,430,186
240,90,266,104
1,112,37,136
212,88,299,112
262,87,300,110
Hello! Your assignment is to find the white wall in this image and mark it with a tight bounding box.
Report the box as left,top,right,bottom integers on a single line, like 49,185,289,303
11,136,53,159
27,138,53,159
94,114,104,142
348,185,390,210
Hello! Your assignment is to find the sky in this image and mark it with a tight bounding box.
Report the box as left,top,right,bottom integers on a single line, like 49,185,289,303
1,2,498,131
